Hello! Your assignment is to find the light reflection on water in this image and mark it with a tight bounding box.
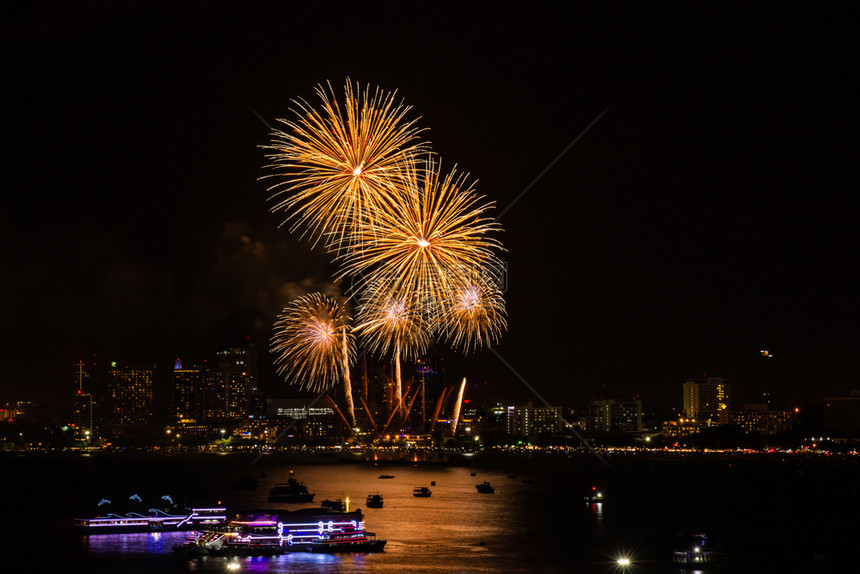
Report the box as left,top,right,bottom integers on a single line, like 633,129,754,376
6,456,849,573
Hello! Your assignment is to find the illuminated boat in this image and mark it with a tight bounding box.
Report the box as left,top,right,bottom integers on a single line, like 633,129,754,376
268,477,315,503
74,497,227,534
584,486,605,503
175,508,383,555
309,530,386,553
672,534,731,568
476,481,494,493
412,486,432,497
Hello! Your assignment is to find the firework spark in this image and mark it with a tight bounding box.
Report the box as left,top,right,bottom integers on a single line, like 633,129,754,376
270,293,354,393
437,276,507,353
263,79,427,251
338,157,504,309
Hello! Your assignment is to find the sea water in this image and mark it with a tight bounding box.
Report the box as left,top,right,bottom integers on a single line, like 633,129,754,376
2,451,855,573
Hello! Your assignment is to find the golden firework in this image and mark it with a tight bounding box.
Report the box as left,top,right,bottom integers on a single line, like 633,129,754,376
338,156,504,308
270,293,354,392
436,275,507,353
263,79,427,251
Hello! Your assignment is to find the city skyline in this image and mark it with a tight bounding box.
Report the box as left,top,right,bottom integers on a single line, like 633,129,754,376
3,4,857,409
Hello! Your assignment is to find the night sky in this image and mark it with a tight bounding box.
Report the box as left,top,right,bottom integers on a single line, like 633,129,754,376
3,3,857,409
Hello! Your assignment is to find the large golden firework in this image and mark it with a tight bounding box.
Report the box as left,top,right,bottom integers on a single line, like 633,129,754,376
270,293,354,392
262,79,427,251
338,157,504,308
436,275,507,353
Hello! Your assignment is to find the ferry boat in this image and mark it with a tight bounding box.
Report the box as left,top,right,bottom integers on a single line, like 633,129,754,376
268,477,315,503
74,497,226,534
174,508,384,555
365,494,384,508
412,486,432,497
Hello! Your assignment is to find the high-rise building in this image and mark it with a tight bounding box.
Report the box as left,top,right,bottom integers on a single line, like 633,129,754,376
760,350,773,407
216,344,258,419
71,358,99,443
202,366,227,420
587,396,643,433
682,377,731,421
173,359,203,423
105,362,154,427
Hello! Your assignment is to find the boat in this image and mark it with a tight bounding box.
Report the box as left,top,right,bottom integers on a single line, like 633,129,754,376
476,481,495,494
412,486,432,497
75,496,226,534
378,474,395,479
365,494,384,508
309,530,386,553
672,533,731,568
268,477,315,503
175,507,380,555
321,499,348,512
584,486,605,503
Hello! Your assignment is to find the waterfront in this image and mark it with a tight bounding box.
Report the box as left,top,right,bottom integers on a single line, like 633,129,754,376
2,451,856,572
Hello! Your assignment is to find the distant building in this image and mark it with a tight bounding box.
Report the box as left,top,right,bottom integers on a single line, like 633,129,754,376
267,398,339,441
105,362,154,440
720,403,794,435
662,417,714,439
683,377,731,421
506,402,563,439
823,391,860,432
173,359,203,423
216,344,258,419
587,397,643,433
202,366,227,420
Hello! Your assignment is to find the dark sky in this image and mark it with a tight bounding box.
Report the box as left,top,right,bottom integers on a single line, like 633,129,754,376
2,2,857,409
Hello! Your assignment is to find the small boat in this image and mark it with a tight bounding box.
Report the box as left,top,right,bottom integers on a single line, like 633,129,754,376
430,481,436,486
365,494,384,508
321,499,347,511
378,474,395,479
476,481,494,494
268,477,315,503
309,530,386,553
412,486,432,497
584,486,604,503
470,472,476,476
672,533,731,568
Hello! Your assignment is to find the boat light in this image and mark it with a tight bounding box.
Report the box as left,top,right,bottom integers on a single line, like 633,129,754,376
617,557,631,567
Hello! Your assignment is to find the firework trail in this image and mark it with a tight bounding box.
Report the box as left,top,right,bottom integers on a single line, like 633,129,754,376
355,290,429,424
263,79,427,252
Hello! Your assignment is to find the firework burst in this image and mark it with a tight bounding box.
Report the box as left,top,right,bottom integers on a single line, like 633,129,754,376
270,293,354,392
262,79,427,251
338,157,504,308
437,276,507,353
